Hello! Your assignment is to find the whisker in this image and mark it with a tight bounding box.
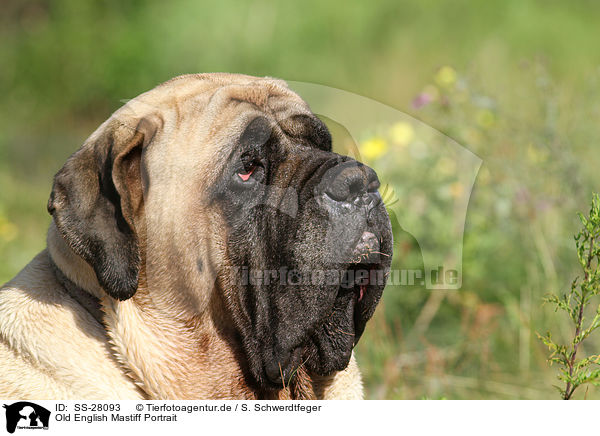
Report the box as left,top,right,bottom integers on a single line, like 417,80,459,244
368,250,390,257
335,328,355,336
279,361,286,390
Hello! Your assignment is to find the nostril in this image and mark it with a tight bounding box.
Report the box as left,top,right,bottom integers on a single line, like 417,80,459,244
325,176,364,202
324,165,369,202
348,178,365,197
321,159,382,203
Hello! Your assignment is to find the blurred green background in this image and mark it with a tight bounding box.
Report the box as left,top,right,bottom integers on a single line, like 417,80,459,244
2,0,600,399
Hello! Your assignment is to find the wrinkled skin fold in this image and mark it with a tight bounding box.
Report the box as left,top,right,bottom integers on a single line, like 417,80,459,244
211,114,393,389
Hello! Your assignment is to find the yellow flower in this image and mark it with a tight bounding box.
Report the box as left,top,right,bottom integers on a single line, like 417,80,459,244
449,181,464,199
476,109,495,129
389,122,415,146
0,217,18,242
435,66,457,87
360,137,388,161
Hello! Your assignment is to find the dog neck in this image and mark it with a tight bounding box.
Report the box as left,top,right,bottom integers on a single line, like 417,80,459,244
101,285,260,399
102,272,317,399
47,222,253,398
48,222,316,399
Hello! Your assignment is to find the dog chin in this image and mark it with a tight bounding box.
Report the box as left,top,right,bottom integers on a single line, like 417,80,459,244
303,293,357,376
304,267,386,376
254,290,357,389
260,265,386,387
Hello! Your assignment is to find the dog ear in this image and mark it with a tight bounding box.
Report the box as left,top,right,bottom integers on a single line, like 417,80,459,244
47,117,157,300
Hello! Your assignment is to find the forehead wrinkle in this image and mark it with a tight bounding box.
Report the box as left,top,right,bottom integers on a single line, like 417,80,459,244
189,113,252,187
116,73,303,125
137,77,315,186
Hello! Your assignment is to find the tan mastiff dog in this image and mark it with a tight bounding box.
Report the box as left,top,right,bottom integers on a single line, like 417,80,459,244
0,73,392,399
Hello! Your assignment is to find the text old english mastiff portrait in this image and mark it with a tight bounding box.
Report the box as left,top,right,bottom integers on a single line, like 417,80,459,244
0,73,393,400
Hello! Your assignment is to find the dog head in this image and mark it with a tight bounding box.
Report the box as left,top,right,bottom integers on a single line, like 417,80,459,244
48,73,393,391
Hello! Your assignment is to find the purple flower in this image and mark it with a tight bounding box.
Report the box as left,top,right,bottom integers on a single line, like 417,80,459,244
412,92,433,109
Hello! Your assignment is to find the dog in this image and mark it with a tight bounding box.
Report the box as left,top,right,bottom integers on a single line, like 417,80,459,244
0,73,392,399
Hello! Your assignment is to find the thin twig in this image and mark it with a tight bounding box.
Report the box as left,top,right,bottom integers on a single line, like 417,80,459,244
564,234,594,399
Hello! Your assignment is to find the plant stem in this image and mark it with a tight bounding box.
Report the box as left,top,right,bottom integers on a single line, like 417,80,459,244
564,234,595,399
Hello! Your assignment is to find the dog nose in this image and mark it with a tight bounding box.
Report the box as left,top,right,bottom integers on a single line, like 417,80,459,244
322,161,380,203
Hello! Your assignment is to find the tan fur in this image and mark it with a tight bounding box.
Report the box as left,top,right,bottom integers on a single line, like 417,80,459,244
0,74,364,399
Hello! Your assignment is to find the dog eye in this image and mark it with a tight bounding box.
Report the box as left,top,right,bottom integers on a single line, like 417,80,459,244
237,165,256,182
232,161,264,188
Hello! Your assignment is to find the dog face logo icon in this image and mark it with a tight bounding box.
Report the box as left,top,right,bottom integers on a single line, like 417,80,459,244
2,402,50,433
